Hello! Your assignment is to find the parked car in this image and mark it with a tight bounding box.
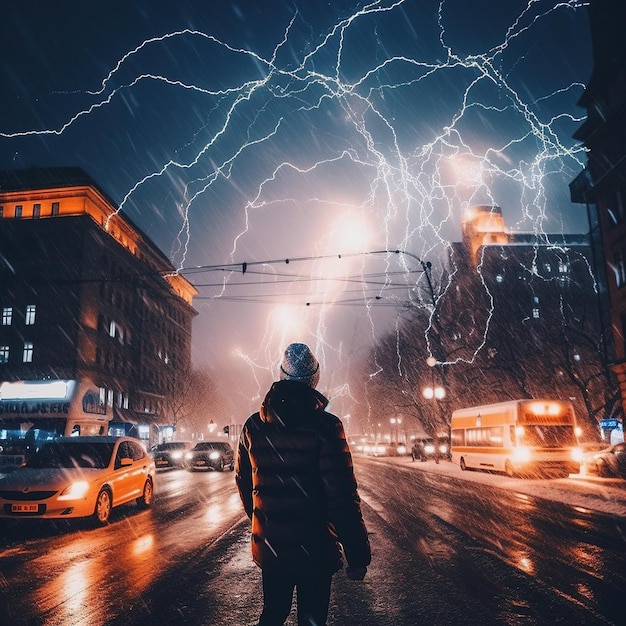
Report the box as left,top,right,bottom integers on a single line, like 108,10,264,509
583,442,626,478
361,442,387,457
411,437,451,462
411,438,437,462
0,436,155,525
151,441,194,469
383,442,409,456
186,441,235,471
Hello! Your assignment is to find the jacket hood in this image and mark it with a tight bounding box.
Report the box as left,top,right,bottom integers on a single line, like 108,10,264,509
260,380,328,426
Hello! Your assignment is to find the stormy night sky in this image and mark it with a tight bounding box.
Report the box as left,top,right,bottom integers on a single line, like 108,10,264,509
0,0,593,418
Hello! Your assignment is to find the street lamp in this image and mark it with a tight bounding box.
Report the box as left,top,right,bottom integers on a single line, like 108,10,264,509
423,356,445,439
389,417,403,443
422,386,445,400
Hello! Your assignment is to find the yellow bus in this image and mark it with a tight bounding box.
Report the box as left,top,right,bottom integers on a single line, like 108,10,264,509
450,399,583,478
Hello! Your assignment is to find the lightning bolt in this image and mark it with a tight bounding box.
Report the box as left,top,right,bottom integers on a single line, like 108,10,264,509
1,0,592,414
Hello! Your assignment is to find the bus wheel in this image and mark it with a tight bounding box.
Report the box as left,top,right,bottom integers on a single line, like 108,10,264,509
93,488,112,525
460,457,467,471
504,460,515,478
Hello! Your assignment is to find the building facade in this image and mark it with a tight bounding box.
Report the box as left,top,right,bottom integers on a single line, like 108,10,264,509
569,0,626,442
0,167,197,460
440,206,615,437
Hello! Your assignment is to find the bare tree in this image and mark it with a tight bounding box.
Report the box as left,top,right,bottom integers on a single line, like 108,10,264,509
163,368,222,437
360,242,620,440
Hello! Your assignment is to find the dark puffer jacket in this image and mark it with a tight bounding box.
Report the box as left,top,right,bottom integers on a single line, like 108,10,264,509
236,380,371,574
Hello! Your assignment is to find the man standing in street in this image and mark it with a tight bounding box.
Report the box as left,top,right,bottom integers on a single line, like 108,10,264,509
236,342,371,626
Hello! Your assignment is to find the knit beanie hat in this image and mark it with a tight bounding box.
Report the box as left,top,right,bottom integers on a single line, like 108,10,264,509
279,343,320,388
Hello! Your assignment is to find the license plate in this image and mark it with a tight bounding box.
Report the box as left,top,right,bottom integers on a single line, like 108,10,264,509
11,503,39,513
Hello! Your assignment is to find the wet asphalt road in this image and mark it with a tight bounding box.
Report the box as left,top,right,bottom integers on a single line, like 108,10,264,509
1,457,625,625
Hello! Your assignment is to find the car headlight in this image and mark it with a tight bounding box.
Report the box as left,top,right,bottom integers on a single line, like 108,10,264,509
171,451,183,460
58,480,90,500
424,444,435,454
185,451,193,459
209,451,220,460
438,444,448,454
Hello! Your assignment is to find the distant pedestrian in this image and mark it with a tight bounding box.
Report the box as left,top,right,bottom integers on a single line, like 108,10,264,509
236,342,371,626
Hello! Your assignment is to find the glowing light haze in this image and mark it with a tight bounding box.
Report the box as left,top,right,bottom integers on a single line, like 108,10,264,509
0,0,592,416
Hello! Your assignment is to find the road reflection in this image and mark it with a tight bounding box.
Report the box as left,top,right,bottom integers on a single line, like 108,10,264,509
61,560,91,617
0,470,244,625
354,456,626,624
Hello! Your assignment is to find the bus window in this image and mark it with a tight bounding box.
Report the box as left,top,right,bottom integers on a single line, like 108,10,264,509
518,424,577,447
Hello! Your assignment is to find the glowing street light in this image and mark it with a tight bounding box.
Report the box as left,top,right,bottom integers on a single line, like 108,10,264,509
422,386,446,400
389,417,403,443
423,357,445,461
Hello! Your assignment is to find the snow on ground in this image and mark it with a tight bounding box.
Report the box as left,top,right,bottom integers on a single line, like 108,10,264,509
361,454,626,517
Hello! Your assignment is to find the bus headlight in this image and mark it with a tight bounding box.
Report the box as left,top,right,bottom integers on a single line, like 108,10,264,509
512,446,532,463
570,447,583,463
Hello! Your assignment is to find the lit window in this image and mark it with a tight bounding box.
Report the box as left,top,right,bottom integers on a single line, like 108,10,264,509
0,346,9,363
109,320,116,338
52,202,60,216
559,262,569,273
532,308,540,319
0,205,3,218
14,205,22,218
533,296,539,304
2,307,12,325
544,263,551,273
495,274,503,283
33,203,41,218
25,304,36,325
23,342,33,363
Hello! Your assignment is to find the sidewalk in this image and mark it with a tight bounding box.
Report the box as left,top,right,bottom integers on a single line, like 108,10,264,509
363,454,626,517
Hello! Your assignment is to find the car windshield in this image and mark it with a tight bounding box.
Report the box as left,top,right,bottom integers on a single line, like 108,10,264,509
194,442,226,451
159,442,187,450
25,442,115,469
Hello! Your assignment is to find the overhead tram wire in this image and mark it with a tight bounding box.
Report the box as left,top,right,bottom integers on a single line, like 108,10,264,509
183,249,435,307
191,272,423,289
177,249,433,277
